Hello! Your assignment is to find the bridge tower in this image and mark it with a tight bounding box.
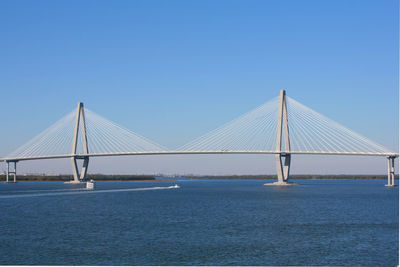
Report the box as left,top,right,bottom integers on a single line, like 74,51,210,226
69,102,89,183
275,89,292,184
265,89,293,186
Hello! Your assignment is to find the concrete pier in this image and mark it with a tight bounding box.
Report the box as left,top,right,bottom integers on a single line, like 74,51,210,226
5,161,17,183
385,156,396,187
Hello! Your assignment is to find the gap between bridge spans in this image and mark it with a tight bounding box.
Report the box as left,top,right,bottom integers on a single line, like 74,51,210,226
1,90,398,186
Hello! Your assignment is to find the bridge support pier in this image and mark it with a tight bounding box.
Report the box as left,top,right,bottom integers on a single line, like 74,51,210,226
385,156,396,187
276,153,291,183
5,161,17,183
71,156,89,183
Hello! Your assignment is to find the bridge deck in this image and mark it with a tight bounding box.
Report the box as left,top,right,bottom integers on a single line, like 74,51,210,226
1,150,398,162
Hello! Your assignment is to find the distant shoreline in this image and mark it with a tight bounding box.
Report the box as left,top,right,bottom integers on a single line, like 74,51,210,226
186,175,398,180
0,174,397,182
0,174,157,182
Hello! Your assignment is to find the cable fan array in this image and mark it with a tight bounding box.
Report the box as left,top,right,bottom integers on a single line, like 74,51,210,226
178,97,280,152
5,94,394,160
285,97,391,154
83,109,166,154
7,109,166,159
7,111,77,159
178,97,393,154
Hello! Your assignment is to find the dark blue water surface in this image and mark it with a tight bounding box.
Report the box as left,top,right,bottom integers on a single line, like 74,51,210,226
0,179,397,266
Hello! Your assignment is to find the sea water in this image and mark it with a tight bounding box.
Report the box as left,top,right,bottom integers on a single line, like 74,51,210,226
0,179,397,266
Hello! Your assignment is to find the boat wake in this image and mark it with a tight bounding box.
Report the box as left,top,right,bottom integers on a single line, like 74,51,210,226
0,185,180,199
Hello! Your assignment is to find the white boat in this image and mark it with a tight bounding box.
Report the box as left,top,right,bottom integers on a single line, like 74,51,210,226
171,184,180,189
86,180,95,190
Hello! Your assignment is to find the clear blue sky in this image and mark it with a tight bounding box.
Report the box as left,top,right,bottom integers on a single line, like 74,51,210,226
0,0,398,174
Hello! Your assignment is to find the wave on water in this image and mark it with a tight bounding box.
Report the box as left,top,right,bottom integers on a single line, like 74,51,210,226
0,185,180,199
2,188,87,194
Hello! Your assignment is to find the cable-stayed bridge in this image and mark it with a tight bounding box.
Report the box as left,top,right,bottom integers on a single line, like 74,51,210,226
1,90,397,186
